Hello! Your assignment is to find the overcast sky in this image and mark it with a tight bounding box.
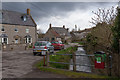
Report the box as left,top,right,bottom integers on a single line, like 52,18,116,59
2,2,118,33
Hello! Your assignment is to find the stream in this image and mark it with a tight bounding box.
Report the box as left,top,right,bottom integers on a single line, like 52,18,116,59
69,46,92,73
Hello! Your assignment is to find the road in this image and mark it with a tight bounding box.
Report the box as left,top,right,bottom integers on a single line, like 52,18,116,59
2,50,42,78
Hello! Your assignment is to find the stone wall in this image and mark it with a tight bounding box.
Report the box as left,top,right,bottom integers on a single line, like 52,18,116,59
2,44,32,51
0,24,37,44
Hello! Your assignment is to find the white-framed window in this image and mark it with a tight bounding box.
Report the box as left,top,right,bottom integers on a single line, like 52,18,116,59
26,29,29,33
14,28,18,32
25,37,32,43
1,37,8,44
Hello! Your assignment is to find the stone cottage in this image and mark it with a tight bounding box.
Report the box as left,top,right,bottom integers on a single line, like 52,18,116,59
0,9,37,50
44,24,71,43
70,28,92,42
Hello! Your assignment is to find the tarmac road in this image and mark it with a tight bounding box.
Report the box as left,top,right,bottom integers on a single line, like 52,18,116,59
2,50,42,78
2,50,68,78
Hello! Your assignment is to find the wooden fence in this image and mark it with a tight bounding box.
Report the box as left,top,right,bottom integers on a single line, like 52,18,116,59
43,51,113,76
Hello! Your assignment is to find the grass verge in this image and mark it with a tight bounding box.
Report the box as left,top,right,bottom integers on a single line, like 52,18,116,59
36,66,111,78
49,46,77,69
35,46,77,69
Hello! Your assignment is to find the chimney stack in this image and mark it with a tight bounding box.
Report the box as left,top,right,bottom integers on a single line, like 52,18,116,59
66,28,69,31
49,23,52,28
27,8,30,15
75,25,77,31
63,25,65,28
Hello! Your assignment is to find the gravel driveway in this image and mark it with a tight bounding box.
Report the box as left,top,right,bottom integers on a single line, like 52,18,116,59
2,50,42,78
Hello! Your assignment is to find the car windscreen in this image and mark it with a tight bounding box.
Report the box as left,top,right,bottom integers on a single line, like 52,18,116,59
58,41,62,44
35,42,47,46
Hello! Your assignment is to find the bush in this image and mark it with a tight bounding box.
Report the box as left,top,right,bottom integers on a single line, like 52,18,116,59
112,8,120,53
29,45,33,48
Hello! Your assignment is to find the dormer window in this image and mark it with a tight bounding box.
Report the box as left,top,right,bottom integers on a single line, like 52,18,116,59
21,15,27,22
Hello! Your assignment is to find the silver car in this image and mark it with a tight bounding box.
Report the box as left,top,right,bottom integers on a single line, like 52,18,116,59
33,41,54,56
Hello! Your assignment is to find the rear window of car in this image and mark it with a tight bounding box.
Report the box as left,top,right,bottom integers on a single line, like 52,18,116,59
51,42,59,44
35,42,47,46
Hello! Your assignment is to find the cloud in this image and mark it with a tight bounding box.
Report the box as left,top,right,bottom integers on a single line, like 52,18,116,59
2,2,118,33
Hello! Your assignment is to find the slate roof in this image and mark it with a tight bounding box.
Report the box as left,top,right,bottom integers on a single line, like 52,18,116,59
51,27,71,37
0,10,36,27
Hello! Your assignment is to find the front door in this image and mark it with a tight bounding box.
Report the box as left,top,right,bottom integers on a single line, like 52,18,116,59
13,35,21,44
15,39,18,44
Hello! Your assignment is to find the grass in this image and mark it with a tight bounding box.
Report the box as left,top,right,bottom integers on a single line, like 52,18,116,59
28,45,33,48
49,46,77,69
36,46,77,69
36,66,111,78
73,41,85,45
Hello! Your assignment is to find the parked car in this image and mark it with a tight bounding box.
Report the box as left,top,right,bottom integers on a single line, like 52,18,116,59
51,41,64,50
33,41,54,56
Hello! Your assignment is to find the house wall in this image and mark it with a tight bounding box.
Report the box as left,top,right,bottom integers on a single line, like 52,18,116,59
44,28,59,42
0,24,36,44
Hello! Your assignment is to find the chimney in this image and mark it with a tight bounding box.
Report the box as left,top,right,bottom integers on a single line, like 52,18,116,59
63,25,65,28
66,28,69,31
75,25,77,31
27,8,30,15
49,23,52,28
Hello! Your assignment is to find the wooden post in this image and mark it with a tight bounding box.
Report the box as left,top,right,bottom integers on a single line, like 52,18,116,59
73,52,76,71
107,53,109,76
43,55,46,66
109,55,112,76
46,52,49,67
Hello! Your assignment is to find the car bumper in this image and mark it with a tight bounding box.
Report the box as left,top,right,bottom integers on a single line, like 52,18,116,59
33,50,47,55
54,46,62,49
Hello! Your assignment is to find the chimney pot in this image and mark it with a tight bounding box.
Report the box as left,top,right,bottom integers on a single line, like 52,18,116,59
27,8,30,15
49,23,52,28
63,25,65,28
66,28,69,31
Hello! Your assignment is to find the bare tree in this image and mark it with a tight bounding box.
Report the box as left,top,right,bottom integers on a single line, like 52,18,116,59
90,6,117,26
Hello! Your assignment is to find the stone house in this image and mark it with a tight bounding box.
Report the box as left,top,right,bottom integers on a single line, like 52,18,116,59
44,24,71,43
70,28,92,42
0,9,37,50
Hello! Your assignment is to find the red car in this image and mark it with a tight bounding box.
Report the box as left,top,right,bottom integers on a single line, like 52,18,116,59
51,41,64,50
